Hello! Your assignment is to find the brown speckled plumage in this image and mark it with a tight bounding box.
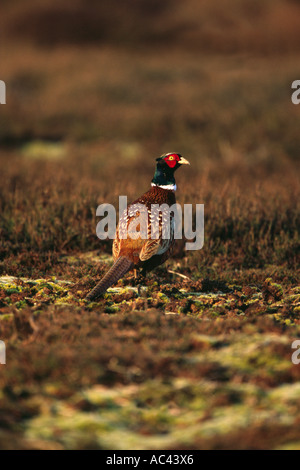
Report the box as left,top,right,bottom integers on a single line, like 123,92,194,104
86,153,189,301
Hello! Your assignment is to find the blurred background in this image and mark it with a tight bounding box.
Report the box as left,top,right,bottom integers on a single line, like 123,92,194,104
2,0,300,156
0,0,300,273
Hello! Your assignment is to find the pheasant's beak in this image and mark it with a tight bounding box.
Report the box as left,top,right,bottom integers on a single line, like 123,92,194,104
178,157,190,165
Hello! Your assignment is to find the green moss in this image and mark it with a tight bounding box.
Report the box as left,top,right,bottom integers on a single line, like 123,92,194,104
104,306,120,313
4,288,21,295
286,294,300,302
21,140,66,161
157,293,170,303
0,313,14,321
15,300,27,309
266,306,280,313
291,287,300,294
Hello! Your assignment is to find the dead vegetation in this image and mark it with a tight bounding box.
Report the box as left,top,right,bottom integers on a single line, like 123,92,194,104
0,0,300,450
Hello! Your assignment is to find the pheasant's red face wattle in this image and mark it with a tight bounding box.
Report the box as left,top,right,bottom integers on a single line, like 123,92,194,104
163,154,180,168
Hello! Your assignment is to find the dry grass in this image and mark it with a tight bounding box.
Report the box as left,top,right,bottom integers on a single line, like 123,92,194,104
0,0,300,450
0,147,299,281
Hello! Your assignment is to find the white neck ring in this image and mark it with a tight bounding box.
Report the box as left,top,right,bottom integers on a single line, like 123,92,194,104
151,183,177,191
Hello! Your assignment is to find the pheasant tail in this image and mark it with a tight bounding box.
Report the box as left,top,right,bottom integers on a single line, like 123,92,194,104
86,256,133,301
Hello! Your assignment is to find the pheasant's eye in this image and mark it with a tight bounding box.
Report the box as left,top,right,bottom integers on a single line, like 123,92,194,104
163,154,179,168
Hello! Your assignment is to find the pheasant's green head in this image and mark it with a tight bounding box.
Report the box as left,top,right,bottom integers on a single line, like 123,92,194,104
152,153,190,190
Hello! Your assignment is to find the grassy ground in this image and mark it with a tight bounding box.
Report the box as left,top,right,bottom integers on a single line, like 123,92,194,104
0,0,300,450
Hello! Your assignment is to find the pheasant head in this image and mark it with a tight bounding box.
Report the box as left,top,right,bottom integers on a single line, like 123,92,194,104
151,153,190,190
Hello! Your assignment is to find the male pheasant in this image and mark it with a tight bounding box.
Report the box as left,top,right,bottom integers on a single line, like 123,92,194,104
86,153,190,301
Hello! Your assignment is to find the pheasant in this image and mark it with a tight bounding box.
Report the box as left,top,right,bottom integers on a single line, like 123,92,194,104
86,153,190,301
